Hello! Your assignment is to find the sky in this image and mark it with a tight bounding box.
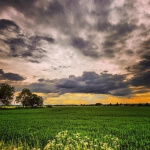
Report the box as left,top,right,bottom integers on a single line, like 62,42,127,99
0,0,150,104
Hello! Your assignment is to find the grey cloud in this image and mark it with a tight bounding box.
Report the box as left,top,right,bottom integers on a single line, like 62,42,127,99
38,78,46,82
71,37,99,58
111,23,136,39
127,55,150,74
134,89,149,94
5,38,26,52
97,22,112,32
28,60,40,63
4,36,53,59
127,50,150,88
28,82,57,93
21,52,33,57
45,1,64,16
0,19,19,31
71,3,137,59
103,23,136,46
110,88,132,96
72,37,87,49
103,49,115,58
0,69,25,81
140,39,150,50
101,23,137,58
94,0,138,58
0,0,38,17
71,22,137,59
131,71,150,87
29,36,55,44
125,50,134,56
94,0,112,24
0,0,140,60
0,19,55,61
29,71,131,96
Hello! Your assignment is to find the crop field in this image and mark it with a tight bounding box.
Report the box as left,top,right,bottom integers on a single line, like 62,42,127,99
0,106,150,150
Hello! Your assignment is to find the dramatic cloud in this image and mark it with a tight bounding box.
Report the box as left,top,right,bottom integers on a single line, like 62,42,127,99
0,0,150,103
71,37,99,58
0,19,19,31
0,19,55,63
128,52,150,88
28,72,131,96
0,69,25,81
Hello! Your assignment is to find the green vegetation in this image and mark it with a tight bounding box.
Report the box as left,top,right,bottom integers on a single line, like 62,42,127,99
0,106,150,149
16,88,43,107
0,83,15,105
0,83,43,107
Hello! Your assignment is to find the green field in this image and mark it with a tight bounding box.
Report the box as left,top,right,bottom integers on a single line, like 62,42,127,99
0,106,150,150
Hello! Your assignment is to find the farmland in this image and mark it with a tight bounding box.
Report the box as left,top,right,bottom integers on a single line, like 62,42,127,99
0,106,150,149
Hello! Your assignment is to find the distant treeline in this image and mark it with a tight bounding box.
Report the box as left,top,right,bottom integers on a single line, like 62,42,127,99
46,103,150,107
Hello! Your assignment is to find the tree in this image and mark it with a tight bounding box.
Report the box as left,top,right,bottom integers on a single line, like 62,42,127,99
16,88,32,107
16,88,43,107
95,103,102,106
0,83,15,105
28,94,43,107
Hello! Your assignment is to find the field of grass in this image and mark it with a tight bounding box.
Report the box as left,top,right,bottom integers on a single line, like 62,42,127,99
0,106,150,149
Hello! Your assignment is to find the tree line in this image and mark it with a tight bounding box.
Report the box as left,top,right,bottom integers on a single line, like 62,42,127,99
0,83,43,107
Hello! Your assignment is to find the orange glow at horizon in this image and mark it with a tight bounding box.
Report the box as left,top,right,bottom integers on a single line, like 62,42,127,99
33,92,150,105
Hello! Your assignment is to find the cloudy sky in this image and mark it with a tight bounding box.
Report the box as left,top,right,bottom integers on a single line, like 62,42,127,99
0,0,150,104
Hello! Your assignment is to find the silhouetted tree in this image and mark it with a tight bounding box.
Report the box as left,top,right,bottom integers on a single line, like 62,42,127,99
16,88,32,107
115,102,119,106
28,94,43,107
0,83,15,105
95,103,102,106
16,88,43,107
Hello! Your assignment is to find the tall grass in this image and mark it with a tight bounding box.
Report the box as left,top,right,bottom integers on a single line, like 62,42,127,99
0,130,120,150
0,106,150,149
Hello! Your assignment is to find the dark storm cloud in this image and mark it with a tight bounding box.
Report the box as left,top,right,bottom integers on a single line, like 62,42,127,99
38,78,46,82
127,48,150,88
0,69,25,81
29,36,55,44
103,49,115,58
5,38,26,50
4,35,54,59
70,0,137,58
125,50,134,56
0,19,19,31
29,71,131,96
140,39,150,50
127,43,150,73
93,0,138,58
110,88,132,96
0,19,55,61
45,1,64,16
0,0,67,32
28,60,40,63
102,23,137,57
134,89,149,94
97,22,112,32
94,0,112,26
107,23,136,41
0,0,112,59
128,58,150,73
0,0,38,17
0,0,140,59
71,37,99,58
131,71,150,87
68,0,114,58
4,37,34,58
